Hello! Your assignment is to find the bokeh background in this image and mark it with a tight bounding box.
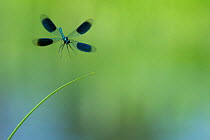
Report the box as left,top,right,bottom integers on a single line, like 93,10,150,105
1,0,210,140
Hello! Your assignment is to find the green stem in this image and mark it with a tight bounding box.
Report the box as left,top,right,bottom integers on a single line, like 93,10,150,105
7,72,95,140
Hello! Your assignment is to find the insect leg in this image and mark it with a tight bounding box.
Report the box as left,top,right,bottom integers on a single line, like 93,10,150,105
70,42,77,55
59,44,65,58
58,43,64,54
66,44,71,58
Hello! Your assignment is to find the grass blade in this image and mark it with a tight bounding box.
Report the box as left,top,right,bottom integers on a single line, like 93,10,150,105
7,72,95,140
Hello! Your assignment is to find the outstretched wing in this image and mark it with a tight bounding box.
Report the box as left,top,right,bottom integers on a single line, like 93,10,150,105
32,38,61,46
67,19,94,38
70,39,96,53
40,14,61,36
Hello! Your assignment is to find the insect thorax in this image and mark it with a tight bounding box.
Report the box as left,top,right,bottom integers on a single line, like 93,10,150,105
63,37,70,44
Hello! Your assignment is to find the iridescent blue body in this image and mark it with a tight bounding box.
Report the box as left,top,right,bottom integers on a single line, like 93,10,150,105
58,27,70,44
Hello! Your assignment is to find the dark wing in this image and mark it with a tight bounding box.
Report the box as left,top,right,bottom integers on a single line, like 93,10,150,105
32,38,61,46
67,19,94,38
40,14,61,36
70,39,96,52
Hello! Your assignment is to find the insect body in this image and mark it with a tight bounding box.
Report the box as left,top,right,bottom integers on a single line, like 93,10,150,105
33,14,96,55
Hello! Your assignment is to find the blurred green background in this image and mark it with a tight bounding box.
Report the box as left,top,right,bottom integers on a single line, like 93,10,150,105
1,0,210,140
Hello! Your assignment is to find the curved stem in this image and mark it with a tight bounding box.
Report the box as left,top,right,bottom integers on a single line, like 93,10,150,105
7,72,95,140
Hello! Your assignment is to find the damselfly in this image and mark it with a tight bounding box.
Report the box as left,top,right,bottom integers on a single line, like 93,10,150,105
33,14,96,56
